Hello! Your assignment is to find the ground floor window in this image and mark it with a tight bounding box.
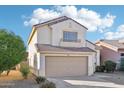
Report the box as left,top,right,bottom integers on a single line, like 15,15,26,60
120,57,124,71
120,53,124,57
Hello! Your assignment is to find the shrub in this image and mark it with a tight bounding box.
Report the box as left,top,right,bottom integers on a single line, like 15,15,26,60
95,65,105,72
35,76,46,84
104,60,116,73
20,64,30,79
39,80,56,88
0,71,3,76
120,58,124,71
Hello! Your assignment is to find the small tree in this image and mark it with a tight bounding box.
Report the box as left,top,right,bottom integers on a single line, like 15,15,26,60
0,29,26,75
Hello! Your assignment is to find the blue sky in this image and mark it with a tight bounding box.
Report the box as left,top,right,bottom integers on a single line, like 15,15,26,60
0,5,124,46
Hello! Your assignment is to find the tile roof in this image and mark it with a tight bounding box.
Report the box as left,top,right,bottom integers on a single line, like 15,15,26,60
35,44,96,53
33,16,88,30
100,40,124,49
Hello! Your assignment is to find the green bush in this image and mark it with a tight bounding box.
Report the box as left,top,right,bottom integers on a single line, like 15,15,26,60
0,71,3,76
96,65,105,72
0,29,26,75
20,64,30,79
104,60,116,73
120,58,124,71
35,76,46,84
39,80,56,88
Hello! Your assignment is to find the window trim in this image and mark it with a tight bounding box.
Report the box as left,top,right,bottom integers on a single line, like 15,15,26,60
63,31,78,42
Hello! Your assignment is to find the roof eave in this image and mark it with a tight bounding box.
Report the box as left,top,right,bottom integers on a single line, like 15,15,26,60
27,26,37,45
39,51,95,54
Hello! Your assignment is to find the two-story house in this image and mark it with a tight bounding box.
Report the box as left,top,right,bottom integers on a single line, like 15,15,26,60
28,16,100,77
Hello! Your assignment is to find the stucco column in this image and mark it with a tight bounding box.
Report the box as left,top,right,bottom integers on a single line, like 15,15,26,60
88,55,94,76
37,52,41,69
37,52,40,76
39,54,45,76
96,50,100,66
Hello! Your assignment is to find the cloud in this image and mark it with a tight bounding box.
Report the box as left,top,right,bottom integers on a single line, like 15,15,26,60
23,8,60,26
104,25,124,39
99,13,116,33
23,6,116,32
24,18,39,26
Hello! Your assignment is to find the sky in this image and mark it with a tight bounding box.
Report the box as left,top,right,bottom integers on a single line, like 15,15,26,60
0,5,124,46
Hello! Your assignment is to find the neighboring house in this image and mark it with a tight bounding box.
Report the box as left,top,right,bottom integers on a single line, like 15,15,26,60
28,16,100,77
96,39,124,69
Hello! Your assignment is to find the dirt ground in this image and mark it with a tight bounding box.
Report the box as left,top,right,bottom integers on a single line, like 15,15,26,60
0,70,38,88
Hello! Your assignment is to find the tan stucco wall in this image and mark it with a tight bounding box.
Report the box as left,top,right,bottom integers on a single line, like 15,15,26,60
37,25,51,44
28,30,38,68
50,20,87,47
86,41,100,66
39,54,45,76
35,19,87,47
96,50,100,66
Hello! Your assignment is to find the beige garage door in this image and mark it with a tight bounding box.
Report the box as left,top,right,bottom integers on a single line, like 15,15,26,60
45,56,88,77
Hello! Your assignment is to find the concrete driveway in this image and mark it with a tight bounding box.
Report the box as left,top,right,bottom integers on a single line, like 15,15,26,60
48,71,124,88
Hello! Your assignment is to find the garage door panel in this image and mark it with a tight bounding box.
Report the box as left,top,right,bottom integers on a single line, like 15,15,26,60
45,56,88,77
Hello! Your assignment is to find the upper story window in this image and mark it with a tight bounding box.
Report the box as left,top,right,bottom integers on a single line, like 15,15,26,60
63,31,77,42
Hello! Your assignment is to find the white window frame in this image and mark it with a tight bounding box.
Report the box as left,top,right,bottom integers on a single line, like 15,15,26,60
63,31,77,42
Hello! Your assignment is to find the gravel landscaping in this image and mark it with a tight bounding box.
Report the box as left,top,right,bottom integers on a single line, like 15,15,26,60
0,70,38,88
0,70,124,88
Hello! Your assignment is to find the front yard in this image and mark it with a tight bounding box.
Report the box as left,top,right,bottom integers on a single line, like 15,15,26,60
0,70,38,88
0,70,124,88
